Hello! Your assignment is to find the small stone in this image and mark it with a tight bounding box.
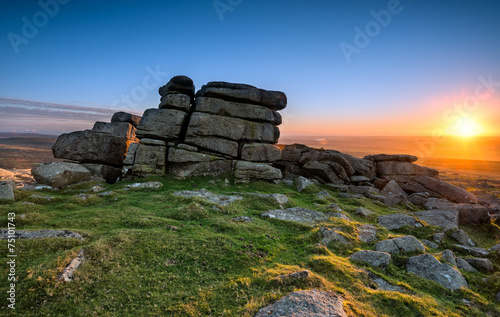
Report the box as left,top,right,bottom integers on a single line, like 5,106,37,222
422,239,439,249
318,227,347,245
354,207,374,217
261,207,330,226
276,270,310,280
0,181,15,201
377,213,419,230
358,224,378,244
433,233,445,244
316,190,331,200
172,189,242,206
233,216,253,223
441,250,457,266
295,176,314,193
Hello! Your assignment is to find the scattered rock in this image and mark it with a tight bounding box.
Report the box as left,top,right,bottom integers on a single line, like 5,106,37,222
295,176,314,193
242,193,289,206
433,233,445,244
0,229,83,240
406,254,468,290
353,207,374,217
489,243,500,255
318,227,347,245
408,192,430,206
59,249,85,282
315,190,331,200
465,258,494,273
422,239,439,249
126,182,163,190
75,193,91,200
451,229,475,247
358,224,378,244
367,272,407,293
31,162,92,189
338,193,363,199
254,289,347,317
29,194,54,201
172,189,242,206
375,236,425,255
456,257,478,272
330,212,351,221
0,181,15,201
233,216,253,223
441,250,457,266
412,209,459,230
276,271,310,281
350,250,391,268
454,245,490,257
261,207,330,225
377,214,420,230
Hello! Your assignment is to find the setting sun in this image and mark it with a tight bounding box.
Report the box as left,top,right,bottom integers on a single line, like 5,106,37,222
453,118,483,137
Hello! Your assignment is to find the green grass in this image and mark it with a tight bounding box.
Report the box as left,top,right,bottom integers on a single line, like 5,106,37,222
1,175,499,316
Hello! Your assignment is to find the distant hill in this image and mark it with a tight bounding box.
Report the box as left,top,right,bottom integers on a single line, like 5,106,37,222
0,132,60,169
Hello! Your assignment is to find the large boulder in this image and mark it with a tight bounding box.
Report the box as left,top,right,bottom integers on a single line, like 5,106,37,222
186,113,279,143
406,254,468,290
302,160,343,184
255,289,347,317
0,181,15,201
184,136,238,158
234,161,282,183
195,81,287,111
377,161,438,177
93,121,139,142
131,144,167,176
195,97,282,124
159,75,195,97
159,93,191,111
169,161,233,178
111,111,141,127
412,209,459,230
81,163,122,184
339,153,375,180
31,162,92,188
135,109,187,141
241,143,281,162
365,154,418,163
52,130,129,166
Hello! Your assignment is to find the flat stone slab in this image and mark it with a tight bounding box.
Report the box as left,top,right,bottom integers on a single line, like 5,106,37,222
350,250,391,268
375,236,425,255
318,227,347,245
261,207,330,225
241,193,289,206
377,213,421,230
454,245,490,257
407,254,468,290
172,189,243,206
367,272,407,293
125,182,163,190
412,209,459,230
0,229,83,240
255,289,347,317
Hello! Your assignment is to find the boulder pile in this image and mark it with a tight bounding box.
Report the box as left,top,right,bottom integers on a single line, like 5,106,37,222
123,76,286,183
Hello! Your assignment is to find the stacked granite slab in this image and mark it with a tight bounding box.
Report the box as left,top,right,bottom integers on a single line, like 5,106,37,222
122,76,286,183
124,76,194,177
52,111,141,183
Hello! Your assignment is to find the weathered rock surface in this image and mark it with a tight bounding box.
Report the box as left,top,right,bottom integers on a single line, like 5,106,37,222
159,75,195,97
375,236,425,255
354,207,374,217
52,130,129,166
261,207,330,225
167,148,223,163
406,254,468,290
93,121,138,142
295,176,314,192
303,161,343,184
254,289,347,317
377,161,438,177
456,257,478,272
234,161,282,183
59,249,85,282
350,250,391,268
454,245,490,257
412,209,459,229
368,272,407,293
0,181,15,201
111,111,142,127
358,224,378,243
241,143,281,162
31,162,92,188
451,229,475,247
184,136,238,157
195,97,281,124
441,250,457,266
135,109,187,140
172,188,242,206
125,182,163,190
318,227,347,245
131,144,167,176
377,214,420,230
196,81,287,111
465,258,494,273
81,163,122,184
0,229,83,240
365,154,418,163
169,160,233,178
159,93,191,111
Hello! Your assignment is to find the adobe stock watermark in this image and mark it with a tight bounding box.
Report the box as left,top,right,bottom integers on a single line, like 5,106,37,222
340,0,411,64
110,65,169,110
213,0,243,21
7,0,71,54
411,74,500,158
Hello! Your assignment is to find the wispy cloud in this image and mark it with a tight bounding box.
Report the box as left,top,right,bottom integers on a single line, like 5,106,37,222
0,98,142,134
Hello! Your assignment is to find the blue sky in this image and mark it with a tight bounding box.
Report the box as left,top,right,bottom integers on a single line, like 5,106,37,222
1,0,499,136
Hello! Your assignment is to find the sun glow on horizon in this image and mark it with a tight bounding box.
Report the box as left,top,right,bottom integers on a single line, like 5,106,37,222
451,118,484,138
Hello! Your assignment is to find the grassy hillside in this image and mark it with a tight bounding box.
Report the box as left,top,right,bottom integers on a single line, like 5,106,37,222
1,176,499,316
